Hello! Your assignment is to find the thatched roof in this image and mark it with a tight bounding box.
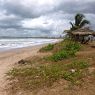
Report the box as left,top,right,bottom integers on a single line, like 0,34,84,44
64,28,95,36
71,32,93,36
72,27,94,33
70,28,95,36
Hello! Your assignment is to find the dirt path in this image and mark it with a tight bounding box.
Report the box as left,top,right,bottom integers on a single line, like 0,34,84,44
0,45,44,95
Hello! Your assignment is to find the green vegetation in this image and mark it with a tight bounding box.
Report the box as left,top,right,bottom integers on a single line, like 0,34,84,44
64,41,81,52
70,13,90,31
48,50,75,62
7,60,89,91
46,40,81,62
51,50,70,61
63,60,89,84
39,44,54,52
66,61,89,70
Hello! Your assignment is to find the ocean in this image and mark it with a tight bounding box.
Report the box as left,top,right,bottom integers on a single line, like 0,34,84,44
0,38,58,51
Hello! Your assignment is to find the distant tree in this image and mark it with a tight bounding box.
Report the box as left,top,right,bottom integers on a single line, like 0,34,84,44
70,13,90,31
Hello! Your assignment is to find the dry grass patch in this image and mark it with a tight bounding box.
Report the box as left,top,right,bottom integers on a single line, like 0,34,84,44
7,59,90,94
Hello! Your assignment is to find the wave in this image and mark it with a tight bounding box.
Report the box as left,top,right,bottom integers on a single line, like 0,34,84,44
0,38,58,51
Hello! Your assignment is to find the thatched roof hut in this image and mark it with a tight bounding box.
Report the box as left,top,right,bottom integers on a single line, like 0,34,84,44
66,28,95,44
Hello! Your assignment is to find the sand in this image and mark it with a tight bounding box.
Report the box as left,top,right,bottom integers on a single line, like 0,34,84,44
0,44,47,95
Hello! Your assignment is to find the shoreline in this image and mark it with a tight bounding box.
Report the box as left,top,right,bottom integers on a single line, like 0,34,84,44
0,39,61,53
0,39,62,60
0,43,53,95
0,39,62,95
0,40,62,95
0,42,55,61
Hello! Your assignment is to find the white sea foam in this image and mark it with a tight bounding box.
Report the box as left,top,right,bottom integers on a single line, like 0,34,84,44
0,38,58,51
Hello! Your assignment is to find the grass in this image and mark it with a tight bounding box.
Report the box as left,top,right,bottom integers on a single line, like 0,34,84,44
39,44,54,52
64,41,81,52
7,60,89,91
63,60,89,84
47,50,75,62
45,40,81,62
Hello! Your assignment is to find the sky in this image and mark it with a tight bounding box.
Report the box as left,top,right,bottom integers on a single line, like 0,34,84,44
0,0,95,37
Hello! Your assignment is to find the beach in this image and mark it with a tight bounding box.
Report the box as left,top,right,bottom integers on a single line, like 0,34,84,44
0,39,94,95
0,0,94,94
0,43,54,95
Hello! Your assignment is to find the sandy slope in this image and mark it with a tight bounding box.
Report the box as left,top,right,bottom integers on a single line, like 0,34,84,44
0,45,45,95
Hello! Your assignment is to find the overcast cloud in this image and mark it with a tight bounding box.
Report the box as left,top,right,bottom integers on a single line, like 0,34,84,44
0,0,95,37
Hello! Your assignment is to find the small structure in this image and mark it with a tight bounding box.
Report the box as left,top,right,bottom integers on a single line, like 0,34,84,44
67,28,95,44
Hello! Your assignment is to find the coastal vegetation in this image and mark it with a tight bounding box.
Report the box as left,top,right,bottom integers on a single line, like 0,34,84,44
7,39,95,95
7,60,89,90
7,13,95,95
44,40,81,62
39,44,54,52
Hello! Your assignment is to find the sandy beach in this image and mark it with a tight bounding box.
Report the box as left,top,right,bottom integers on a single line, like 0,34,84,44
0,44,48,95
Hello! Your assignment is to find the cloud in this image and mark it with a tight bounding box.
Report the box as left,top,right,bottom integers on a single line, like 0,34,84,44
0,12,23,29
2,0,95,18
0,0,95,37
2,0,59,18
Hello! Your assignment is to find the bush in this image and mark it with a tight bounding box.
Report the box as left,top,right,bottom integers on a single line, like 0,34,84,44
49,50,76,62
39,44,54,52
50,51,69,62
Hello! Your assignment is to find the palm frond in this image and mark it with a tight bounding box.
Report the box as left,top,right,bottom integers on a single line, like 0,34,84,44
79,20,90,28
75,13,85,26
70,22,74,28
69,13,90,31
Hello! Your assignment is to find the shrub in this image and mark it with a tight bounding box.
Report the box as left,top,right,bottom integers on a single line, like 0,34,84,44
49,50,76,62
39,44,54,52
50,51,69,62
64,41,81,52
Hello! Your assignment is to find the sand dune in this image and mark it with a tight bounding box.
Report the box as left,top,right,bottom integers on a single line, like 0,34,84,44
0,44,46,95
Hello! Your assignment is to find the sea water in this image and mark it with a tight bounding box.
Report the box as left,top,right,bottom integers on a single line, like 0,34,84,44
0,38,58,51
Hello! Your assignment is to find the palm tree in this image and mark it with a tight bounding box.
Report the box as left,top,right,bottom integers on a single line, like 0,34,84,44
70,13,90,31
